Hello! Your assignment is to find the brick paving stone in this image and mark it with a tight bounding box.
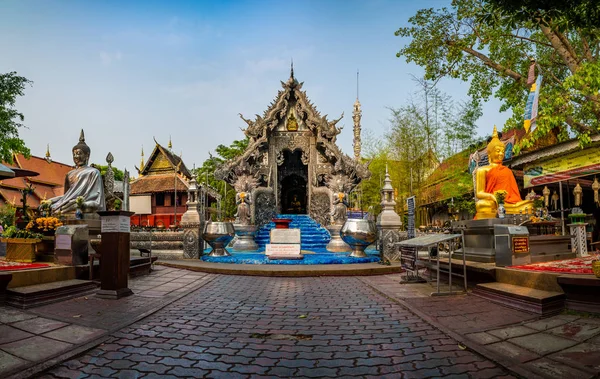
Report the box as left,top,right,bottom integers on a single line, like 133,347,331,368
111,369,141,379
41,276,517,379
156,357,195,367
130,362,171,374
295,367,339,377
167,366,211,377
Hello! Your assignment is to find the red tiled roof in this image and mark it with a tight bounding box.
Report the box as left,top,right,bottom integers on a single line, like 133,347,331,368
130,174,189,195
0,187,41,208
12,154,72,186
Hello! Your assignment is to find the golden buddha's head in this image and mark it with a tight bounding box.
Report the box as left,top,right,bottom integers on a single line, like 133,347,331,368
72,129,90,167
486,126,505,164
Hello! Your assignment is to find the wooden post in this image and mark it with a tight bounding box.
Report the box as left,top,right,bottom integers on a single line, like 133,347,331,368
96,211,134,299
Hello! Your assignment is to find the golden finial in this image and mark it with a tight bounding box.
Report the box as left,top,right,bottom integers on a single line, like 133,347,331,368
168,135,172,149
492,125,498,138
45,144,52,163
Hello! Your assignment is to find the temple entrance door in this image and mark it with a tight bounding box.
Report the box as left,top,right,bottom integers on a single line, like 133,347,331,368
278,150,308,214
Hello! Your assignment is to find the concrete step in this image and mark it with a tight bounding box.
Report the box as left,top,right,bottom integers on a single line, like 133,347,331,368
4,279,98,309
473,282,565,316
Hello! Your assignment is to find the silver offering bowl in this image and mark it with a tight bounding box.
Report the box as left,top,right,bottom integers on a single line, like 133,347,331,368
340,219,377,258
232,224,258,251
202,221,235,256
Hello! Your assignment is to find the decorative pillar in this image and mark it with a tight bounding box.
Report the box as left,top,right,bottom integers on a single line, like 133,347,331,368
377,166,402,262
96,211,134,299
181,176,202,259
569,222,589,257
352,98,362,161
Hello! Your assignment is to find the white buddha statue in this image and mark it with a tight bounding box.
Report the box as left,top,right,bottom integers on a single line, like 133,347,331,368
48,130,105,214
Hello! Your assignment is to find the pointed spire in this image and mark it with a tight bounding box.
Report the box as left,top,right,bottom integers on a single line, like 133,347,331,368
168,135,172,149
140,146,145,174
353,76,363,161
79,129,85,143
492,125,498,139
45,144,52,163
290,58,294,79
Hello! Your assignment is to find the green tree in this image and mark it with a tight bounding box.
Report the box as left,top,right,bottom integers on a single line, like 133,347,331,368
396,0,600,150
0,72,32,164
92,164,125,181
194,138,249,220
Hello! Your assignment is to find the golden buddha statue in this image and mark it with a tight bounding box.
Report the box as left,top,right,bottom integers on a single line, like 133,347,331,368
474,126,532,219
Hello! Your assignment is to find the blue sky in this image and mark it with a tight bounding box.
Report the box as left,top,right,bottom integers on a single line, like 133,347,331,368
0,0,507,175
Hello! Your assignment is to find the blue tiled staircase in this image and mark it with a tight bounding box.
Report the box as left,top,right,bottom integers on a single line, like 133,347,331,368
255,214,331,250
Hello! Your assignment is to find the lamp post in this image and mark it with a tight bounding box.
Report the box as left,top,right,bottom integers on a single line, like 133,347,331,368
174,161,181,228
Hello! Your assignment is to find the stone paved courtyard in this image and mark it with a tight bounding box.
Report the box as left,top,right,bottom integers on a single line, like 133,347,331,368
40,275,514,378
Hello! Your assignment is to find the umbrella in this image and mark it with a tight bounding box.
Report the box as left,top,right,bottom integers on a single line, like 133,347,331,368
0,163,15,179
0,163,39,179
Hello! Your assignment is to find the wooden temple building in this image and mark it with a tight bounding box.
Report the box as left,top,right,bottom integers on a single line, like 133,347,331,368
0,152,72,211
130,140,220,228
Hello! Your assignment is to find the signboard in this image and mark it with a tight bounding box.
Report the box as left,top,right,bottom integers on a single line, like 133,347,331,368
265,244,301,256
55,234,71,250
270,229,301,244
523,147,600,188
130,195,152,215
407,196,416,239
101,216,131,233
512,237,530,254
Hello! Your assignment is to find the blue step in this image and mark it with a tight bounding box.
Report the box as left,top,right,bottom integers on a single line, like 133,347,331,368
255,214,331,250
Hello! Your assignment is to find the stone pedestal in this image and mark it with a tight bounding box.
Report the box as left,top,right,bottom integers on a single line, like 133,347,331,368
54,225,89,266
232,224,258,251
452,218,514,262
96,211,134,300
326,224,351,252
569,223,588,257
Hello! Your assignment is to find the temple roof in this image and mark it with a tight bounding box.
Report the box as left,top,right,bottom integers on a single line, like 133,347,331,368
0,154,73,207
138,141,192,179
238,71,344,142
130,174,189,194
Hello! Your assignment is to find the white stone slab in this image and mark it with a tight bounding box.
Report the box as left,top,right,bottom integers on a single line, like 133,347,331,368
265,244,302,256
270,229,301,244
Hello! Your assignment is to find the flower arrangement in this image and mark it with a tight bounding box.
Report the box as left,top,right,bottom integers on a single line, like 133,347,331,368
592,252,600,278
26,217,63,232
494,190,508,204
75,196,85,209
40,200,52,217
532,194,544,210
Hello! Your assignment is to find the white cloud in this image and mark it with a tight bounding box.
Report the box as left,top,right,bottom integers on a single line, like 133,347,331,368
99,51,122,66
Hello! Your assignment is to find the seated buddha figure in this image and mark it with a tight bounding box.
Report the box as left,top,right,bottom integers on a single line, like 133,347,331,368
474,126,532,219
48,130,105,214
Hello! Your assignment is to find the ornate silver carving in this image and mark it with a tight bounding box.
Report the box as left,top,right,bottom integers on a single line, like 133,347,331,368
310,186,331,227
183,229,200,258
253,187,276,227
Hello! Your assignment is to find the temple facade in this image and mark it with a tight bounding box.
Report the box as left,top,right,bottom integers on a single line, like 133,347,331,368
216,70,370,227
130,140,220,228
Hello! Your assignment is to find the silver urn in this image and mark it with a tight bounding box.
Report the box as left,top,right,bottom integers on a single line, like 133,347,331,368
340,219,377,258
232,224,258,251
202,221,235,257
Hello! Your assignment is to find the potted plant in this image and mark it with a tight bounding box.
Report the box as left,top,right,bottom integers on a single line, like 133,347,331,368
26,216,63,254
1,226,43,263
